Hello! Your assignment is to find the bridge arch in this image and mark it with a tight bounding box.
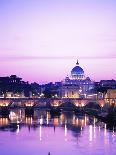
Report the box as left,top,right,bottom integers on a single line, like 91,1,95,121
59,101,77,110
84,101,101,110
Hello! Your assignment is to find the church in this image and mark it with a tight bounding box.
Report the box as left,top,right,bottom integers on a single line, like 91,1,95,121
61,60,95,98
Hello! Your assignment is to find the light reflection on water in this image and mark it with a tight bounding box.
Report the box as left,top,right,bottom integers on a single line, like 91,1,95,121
0,109,116,155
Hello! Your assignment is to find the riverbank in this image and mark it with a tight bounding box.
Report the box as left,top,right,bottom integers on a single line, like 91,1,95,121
84,108,116,130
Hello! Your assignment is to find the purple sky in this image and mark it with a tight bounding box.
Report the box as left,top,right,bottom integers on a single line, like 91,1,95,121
0,0,116,83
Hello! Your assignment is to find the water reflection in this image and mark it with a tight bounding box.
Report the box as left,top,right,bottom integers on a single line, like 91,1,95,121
89,125,93,142
0,109,115,133
0,117,8,126
0,109,116,155
0,109,90,136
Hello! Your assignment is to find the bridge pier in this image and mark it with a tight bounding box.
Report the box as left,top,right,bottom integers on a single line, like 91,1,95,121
0,106,10,116
25,107,34,116
50,107,61,117
75,106,85,115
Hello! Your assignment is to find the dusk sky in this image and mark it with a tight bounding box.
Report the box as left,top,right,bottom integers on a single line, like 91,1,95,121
0,0,116,83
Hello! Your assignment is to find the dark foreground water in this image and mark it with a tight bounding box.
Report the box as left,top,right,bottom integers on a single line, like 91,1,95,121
0,109,116,155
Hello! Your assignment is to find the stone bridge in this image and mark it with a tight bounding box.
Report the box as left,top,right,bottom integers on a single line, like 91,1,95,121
0,98,115,108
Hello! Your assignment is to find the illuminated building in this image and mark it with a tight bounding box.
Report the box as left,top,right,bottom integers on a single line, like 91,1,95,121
62,84,80,98
5,91,25,98
62,60,94,98
105,89,116,99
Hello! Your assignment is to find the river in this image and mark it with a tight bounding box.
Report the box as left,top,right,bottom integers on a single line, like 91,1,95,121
0,109,116,155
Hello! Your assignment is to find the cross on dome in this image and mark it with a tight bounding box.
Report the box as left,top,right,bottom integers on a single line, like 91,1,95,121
76,59,79,65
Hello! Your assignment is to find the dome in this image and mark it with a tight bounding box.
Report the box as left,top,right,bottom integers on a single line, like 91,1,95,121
71,66,84,75
71,60,84,75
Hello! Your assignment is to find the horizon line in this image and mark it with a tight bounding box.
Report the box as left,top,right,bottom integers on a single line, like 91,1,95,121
0,56,116,61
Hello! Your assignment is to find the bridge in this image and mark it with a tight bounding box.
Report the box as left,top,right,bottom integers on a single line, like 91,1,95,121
0,97,115,108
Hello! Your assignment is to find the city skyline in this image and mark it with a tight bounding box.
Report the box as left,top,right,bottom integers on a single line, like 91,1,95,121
0,0,116,83
1,58,116,84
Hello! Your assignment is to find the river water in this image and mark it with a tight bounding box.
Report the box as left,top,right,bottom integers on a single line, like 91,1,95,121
0,109,116,155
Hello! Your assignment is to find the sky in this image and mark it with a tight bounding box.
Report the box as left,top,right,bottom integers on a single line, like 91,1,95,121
0,0,116,83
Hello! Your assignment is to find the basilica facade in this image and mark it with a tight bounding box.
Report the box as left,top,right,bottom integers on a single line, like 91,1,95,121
62,60,95,98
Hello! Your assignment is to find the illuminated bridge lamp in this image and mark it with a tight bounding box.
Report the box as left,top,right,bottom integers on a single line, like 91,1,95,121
40,93,44,97
53,102,59,107
100,104,104,111
112,99,115,105
55,94,58,98
1,103,9,107
106,99,109,103
75,103,79,107
81,103,84,107
25,103,33,107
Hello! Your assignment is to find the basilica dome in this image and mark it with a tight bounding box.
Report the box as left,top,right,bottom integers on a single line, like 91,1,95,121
71,60,84,75
70,60,85,80
71,66,84,75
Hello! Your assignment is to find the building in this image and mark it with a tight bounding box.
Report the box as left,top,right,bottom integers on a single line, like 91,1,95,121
105,89,116,99
0,75,31,98
4,91,25,98
62,60,95,98
62,84,80,98
99,80,116,89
